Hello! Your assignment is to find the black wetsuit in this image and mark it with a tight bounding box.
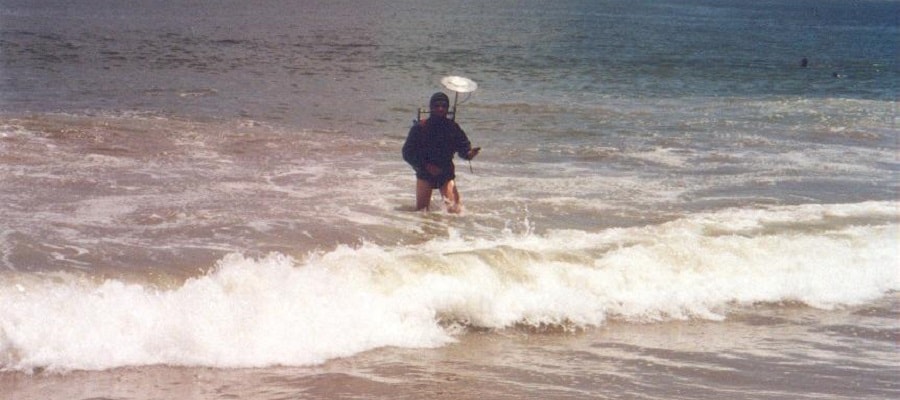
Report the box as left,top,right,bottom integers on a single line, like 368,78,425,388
402,116,473,188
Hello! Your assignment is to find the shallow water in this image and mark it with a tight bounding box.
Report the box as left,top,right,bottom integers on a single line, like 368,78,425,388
1,0,898,398
4,295,898,399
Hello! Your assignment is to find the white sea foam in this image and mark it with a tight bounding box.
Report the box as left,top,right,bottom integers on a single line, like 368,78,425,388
1,202,897,372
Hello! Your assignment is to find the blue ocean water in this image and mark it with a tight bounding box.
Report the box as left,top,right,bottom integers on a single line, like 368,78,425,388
2,0,897,118
1,1,898,398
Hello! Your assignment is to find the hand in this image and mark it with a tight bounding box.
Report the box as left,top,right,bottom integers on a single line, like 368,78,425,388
466,147,481,160
425,163,442,175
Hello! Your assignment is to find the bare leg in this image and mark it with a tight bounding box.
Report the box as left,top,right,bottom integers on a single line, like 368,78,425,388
440,180,462,213
415,179,433,211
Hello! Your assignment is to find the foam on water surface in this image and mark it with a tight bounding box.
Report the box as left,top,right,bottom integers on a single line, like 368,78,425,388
2,202,896,372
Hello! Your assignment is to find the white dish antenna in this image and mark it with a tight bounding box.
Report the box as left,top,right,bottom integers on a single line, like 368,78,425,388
441,76,478,93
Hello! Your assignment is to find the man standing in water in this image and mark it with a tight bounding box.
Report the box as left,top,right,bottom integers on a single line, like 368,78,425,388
403,92,480,213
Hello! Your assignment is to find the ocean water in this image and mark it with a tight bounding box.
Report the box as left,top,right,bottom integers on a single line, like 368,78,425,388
1,0,898,399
